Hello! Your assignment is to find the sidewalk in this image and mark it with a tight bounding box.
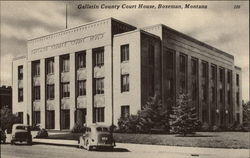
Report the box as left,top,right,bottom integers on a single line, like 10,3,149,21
32,138,249,158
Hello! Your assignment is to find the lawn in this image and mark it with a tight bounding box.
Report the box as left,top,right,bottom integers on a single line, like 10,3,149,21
45,132,250,149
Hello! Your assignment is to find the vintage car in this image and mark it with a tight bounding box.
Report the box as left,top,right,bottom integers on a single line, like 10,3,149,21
0,128,6,144
11,124,32,145
78,125,115,150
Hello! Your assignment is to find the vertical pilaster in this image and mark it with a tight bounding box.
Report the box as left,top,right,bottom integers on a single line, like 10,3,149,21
40,59,46,128
86,49,93,126
27,61,32,125
198,59,202,121
187,56,192,95
70,53,76,129
175,51,180,96
54,56,60,130
104,45,112,126
207,62,211,125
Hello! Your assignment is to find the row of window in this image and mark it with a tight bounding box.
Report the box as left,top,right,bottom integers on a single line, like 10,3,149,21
32,105,130,127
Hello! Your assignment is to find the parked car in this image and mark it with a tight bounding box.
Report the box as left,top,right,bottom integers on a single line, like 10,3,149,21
11,124,32,145
78,125,115,151
0,128,6,144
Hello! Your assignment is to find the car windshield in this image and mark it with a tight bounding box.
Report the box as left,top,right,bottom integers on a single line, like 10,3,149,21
16,126,28,130
96,127,109,132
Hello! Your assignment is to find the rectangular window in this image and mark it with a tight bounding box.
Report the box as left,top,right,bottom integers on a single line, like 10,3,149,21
77,51,86,69
236,92,240,106
202,62,208,78
236,74,239,86
18,88,23,102
191,58,197,76
220,88,223,104
46,58,54,74
93,107,104,123
33,61,40,76
121,106,130,118
202,84,207,102
93,47,104,67
219,68,224,82
227,70,232,83
46,110,55,129
94,78,104,95
17,112,23,123
179,54,186,73
148,44,154,65
166,50,174,70
211,86,216,103
121,44,129,62
192,80,197,101
61,55,70,72
47,84,54,99
33,86,40,100
61,82,70,97
78,80,86,96
18,66,23,80
211,65,217,80
228,90,231,105
121,74,129,92
33,111,41,125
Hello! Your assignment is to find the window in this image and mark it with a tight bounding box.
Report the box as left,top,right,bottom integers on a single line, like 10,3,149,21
121,106,130,118
33,111,40,125
192,80,197,101
94,78,104,94
220,88,223,104
166,50,174,70
61,55,69,72
219,68,224,82
18,88,23,102
228,90,231,105
227,70,231,83
202,62,207,78
77,51,86,68
179,54,186,73
17,112,23,123
202,84,207,102
47,84,54,99
46,110,55,129
236,74,239,86
33,86,40,100
191,58,197,76
167,78,173,98
121,44,129,62
47,58,54,74
236,92,240,106
211,86,216,103
121,74,129,92
33,61,40,76
211,65,217,80
93,107,104,123
61,82,70,97
18,66,23,80
93,47,104,67
148,44,154,65
149,74,154,96
78,80,86,96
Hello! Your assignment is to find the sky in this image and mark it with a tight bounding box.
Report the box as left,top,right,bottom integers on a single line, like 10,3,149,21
0,1,249,101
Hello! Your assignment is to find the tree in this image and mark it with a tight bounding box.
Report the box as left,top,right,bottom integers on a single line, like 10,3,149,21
170,93,201,136
0,107,21,131
118,95,170,133
242,100,250,128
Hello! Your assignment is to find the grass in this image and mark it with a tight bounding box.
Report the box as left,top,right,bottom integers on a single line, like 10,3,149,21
44,132,250,149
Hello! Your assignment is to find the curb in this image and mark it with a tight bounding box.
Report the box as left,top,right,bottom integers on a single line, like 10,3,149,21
32,140,78,148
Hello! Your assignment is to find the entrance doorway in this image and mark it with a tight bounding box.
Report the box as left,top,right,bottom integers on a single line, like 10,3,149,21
61,109,70,129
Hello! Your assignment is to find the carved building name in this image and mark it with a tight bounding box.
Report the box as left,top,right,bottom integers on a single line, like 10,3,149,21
31,33,105,54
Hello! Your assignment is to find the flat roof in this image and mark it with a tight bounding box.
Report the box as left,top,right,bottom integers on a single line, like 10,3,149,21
143,24,234,60
28,17,136,42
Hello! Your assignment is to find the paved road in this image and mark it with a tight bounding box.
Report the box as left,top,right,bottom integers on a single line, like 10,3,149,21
1,143,248,158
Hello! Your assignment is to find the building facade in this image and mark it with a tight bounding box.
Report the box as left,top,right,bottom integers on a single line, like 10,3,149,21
12,18,242,130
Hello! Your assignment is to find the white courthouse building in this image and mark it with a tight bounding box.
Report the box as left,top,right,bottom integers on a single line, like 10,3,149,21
12,18,242,130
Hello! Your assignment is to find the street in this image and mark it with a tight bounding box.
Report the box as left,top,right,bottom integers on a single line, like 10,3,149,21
1,143,248,158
